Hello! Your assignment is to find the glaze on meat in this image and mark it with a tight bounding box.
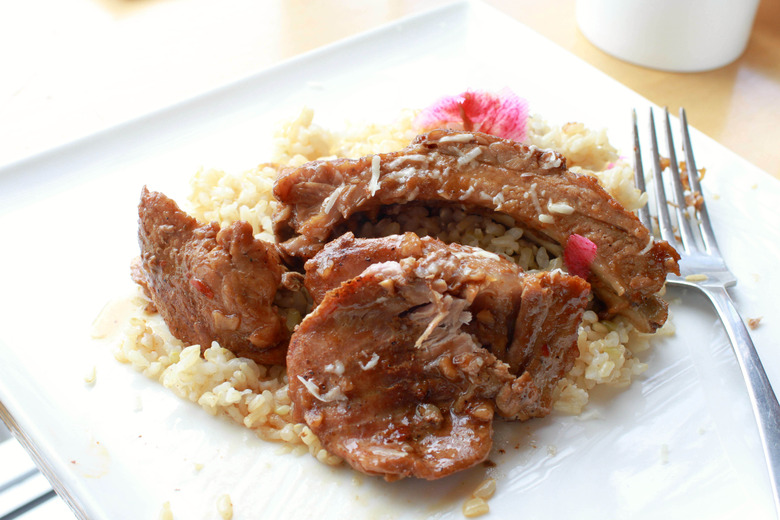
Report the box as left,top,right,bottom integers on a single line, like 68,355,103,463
288,261,512,480
494,269,592,420
273,129,679,332
288,235,591,479
303,232,591,420
133,187,288,364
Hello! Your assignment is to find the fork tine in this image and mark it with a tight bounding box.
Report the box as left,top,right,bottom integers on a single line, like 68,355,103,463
648,109,677,246
679,108,723,257
632,109,652,230
662,108,700,253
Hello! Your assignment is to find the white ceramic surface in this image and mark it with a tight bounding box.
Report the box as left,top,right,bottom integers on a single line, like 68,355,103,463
1,1,779,519
576,0,760,72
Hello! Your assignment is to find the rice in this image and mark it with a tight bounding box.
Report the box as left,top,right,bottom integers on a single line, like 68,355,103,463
462,497,490,518
461,477,498,518
118,105,669,478
526,116,647,211
158,501,173,520
188,164,278,243
216,494,233,520
115,294,340,466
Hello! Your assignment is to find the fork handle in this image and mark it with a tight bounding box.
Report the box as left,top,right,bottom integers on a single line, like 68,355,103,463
706,286,780,514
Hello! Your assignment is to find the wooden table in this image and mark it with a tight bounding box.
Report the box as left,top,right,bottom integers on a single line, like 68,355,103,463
1,0,778,178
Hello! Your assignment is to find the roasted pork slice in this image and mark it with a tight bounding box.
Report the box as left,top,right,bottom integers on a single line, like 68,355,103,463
305,232,524,360
304,232,430,305
134,187,288,365
287,261,515,480
495,270,591,420
273,129,679,332
303,232,591,420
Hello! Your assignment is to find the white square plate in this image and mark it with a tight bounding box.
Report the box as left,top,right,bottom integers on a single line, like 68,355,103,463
1,1,779,518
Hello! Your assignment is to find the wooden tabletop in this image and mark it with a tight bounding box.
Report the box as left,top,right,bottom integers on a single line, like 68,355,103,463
2,0,778,178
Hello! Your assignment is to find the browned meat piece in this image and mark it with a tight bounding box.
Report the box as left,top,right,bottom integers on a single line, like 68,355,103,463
303,232,590,420
288,260,515,481
289,239,591,479
495,270,591,420
135,187,288,364
304,232,428,305
305,232,522,361
130,257,158,314
273,129,679,332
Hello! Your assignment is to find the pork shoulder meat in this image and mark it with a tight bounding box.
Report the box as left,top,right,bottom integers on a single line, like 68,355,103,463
133,187,288,364
305,232,528,366
288,236,591,480
288,263,506,480
273,129,680,332
303,232,591,420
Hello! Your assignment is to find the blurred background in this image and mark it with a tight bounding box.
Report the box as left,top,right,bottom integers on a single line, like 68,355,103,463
1,0,778,518
0,0,778,177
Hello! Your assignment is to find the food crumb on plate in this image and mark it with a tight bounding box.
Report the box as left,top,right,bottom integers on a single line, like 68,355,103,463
461,478,497,517
473,478,497,500
462,497,490,518
217,493,233,520
158,501,173,520
660,444,670,464
748,316,762,330
84,365,96,385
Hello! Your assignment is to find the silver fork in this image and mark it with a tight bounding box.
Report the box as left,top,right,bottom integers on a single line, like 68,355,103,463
633,107,780,515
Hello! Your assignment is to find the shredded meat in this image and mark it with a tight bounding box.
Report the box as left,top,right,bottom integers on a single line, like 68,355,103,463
304,232,426,305
494,269,591,419
133,187,288,364
273,129,679,332
289,260,518,480
303,232,590,420
289,235,590,479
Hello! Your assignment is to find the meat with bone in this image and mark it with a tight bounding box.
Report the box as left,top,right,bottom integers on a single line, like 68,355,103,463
303,232,591,420
133,187,289,364
273,129,679,332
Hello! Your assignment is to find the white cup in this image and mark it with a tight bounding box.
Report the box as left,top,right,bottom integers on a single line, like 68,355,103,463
576,0,760,72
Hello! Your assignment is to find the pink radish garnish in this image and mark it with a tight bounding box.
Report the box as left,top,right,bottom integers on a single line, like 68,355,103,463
414,88,530,142
564,234,598,279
